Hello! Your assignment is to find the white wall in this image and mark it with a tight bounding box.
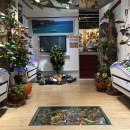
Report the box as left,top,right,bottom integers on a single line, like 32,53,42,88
121,0,130,59
19,1,79,77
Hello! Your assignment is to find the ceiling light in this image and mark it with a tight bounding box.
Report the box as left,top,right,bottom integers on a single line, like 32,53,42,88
68,0,72,4
66,4,70,9
35,0,40,3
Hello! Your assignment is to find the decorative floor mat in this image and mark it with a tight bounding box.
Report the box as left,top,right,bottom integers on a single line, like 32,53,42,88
29,106,111,126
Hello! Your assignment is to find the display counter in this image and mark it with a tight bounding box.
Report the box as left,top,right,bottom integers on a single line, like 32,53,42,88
110,62,130,97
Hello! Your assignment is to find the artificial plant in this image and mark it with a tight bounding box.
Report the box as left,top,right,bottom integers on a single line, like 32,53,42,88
97,38,117,66
0,0,29,86
0,1,29,72
104,10,114,19
50,44,65,73
9,84,24,95
94,10,117,93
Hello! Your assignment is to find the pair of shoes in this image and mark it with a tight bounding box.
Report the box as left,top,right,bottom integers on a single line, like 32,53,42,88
66,76,77,83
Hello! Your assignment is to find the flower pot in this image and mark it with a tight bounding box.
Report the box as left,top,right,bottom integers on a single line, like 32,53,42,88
8,92,24,102
94,79,107,91
23,82,32,96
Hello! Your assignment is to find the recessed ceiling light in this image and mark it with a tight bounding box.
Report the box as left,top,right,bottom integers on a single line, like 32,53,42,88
35,0,40,3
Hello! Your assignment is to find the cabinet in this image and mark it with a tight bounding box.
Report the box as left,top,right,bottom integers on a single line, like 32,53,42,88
79,52,99,78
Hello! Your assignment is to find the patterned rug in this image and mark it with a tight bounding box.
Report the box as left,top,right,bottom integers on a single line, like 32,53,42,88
29,106,111,126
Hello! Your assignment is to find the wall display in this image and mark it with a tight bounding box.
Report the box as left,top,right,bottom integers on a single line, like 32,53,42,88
69,35,78,48
32,18,73,34
70,43,78,48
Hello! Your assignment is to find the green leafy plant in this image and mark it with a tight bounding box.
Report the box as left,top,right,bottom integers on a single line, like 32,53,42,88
104,10,114,19
0,1,29,72
94,65,110,82
97,38,117,66
50,45,65,73
4,10,19,29
9,84,24,95
0,33,29,70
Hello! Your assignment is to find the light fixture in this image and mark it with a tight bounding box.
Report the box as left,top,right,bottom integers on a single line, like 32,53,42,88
68,0,72,4
35,0,40,3
0,12,5,19
66,4,70,9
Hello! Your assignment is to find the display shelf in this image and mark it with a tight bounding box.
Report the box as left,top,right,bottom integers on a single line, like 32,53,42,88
0,69,9,102
26,66,38,82
110,63,130,97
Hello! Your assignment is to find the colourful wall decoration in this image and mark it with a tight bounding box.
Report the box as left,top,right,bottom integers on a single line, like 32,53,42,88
69,35,78,48
32,18,73,34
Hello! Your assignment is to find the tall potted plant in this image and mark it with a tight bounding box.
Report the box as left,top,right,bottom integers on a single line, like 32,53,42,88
0,1,29,86
94,10,117,93
8,84,25,102
50,44,65,74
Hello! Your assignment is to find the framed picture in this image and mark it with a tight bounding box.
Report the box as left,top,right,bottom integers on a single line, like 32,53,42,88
32,18,73,34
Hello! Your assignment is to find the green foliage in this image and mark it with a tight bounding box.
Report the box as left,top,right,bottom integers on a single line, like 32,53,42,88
0,1,29,70
50,45,65,73
97,38,117,66
0,34,29,68
4,11,19,28
94,65,110,82
9,84,24,95
104,10,114,19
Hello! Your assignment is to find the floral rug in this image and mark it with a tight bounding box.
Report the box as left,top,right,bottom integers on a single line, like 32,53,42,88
29,106,111,126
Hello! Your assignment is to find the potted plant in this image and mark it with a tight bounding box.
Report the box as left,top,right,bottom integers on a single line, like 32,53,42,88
0,1,29,86
21,80,32,97
50,44,65,74
8,84,25,102
94,65,110,91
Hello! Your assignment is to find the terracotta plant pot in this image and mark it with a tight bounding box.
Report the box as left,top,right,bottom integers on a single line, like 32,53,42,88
94,79,107,91
23,82,32,96
8,92,24,102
